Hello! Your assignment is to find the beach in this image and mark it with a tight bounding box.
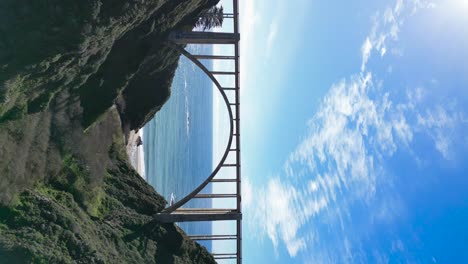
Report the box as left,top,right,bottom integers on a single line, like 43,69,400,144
126,129,146,180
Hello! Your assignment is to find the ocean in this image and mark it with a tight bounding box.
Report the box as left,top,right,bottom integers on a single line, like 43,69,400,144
142,44,213,250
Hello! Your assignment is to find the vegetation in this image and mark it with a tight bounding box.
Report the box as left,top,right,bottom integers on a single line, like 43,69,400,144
196,5,224,31
0,143,216,263
0,0,221,262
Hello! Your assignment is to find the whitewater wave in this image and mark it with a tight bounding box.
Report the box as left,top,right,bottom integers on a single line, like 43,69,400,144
184,71,190,138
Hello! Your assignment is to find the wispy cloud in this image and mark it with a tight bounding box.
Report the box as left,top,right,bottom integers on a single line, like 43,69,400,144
416,105,468,160
249,71,405,259
361,0,403,71
244,0,466,262
246,176,327,257
361,37,373,71
360,0,436,72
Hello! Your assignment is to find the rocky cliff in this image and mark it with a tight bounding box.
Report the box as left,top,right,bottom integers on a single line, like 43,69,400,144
0,0,218,263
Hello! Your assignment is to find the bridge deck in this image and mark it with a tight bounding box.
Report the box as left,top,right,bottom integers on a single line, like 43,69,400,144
154,212,241,223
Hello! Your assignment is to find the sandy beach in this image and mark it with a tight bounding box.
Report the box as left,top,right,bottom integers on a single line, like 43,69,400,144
126,129,146,180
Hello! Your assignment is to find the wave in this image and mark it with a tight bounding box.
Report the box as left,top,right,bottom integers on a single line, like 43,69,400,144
184,70,190,138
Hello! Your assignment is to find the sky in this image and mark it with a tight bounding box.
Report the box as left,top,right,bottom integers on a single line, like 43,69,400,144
211,0,468,263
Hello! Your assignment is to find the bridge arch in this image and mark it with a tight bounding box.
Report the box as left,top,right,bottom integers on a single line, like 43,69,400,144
162,41,236,213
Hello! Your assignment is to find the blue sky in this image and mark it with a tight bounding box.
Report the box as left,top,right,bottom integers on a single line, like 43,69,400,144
211,0,468,263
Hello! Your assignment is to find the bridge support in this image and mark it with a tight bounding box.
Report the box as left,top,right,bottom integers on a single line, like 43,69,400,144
189,234,237,241
169,31,240,44
154,210,241,223
162,2,242,262
193,55,237,60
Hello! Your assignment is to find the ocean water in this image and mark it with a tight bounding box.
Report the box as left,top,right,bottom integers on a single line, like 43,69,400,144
143,44,213,250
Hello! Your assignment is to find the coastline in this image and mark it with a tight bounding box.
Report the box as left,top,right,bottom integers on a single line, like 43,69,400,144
126,129,146,180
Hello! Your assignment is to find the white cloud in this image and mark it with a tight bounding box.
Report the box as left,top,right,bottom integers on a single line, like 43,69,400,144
248,71,422,259
270,72,464,262
380,46,387,57
360,0,436,71
392,110,413,146
244,0,465,261
395,0,404,15
411,0,437,14
416,105,467,160
250,177,327,257
361,37,373,71
308,180,319,193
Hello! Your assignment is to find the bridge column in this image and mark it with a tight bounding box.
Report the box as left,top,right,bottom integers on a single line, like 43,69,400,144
154,211,242,223
169,31,240,44
188,234,237,240
213,253,238,260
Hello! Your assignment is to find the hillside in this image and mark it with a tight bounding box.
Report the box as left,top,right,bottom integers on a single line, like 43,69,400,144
0,0,218,263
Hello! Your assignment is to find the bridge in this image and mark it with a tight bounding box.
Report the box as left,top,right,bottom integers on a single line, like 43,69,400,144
153,1,242,263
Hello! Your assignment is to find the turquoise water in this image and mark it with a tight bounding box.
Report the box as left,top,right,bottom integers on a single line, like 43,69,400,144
143,45,213,250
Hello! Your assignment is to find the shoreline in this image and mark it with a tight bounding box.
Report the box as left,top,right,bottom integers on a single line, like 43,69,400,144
126,129,146,180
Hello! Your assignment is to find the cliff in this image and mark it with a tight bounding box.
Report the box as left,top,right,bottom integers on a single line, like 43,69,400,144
0,0,218,263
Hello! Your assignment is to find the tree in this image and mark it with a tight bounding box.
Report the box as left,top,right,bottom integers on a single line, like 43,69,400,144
196,5,224,31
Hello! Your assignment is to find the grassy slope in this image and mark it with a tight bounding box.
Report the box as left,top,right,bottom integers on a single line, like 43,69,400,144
0,141,214,263
0,0,219,262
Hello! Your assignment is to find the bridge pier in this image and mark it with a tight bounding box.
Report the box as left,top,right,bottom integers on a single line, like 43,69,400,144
154,211,242,223
169,31,240,45
193,55,236,60
189,234,237,241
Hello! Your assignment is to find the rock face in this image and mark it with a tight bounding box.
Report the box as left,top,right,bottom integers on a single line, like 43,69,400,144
0,0,218,262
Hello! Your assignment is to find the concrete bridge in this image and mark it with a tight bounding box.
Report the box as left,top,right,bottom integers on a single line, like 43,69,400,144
154,1,242,263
